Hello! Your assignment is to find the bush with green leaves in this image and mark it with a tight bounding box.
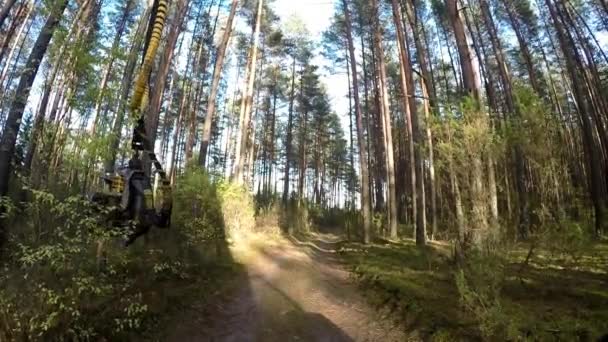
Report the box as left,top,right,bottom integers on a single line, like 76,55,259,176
0,174,234,340
0,191,153,340
455,249,518,340
217,180,255,236
542,218,594,268
172,167,225,246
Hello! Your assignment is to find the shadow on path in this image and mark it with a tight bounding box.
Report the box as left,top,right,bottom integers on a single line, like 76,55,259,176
166,232,406,342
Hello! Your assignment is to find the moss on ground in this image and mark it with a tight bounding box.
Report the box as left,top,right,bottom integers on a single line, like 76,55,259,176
338,239,608,341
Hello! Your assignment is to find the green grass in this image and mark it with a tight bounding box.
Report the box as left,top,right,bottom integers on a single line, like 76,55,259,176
338,239,608,341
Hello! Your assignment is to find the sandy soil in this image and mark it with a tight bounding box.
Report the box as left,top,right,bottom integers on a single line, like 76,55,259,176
166,232,408,342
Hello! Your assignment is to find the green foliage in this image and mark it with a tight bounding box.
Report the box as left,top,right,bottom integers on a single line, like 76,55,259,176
542,218,595,268
173,167,225,245
455,250,517,340
0,177,235,340
510,86,568,203
217,180,256,236
0,192,144,340
372,212,387,237
434,101,496,240
342,237,608,340
254,190,278,214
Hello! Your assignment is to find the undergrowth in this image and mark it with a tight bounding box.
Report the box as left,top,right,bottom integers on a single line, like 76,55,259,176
0,167,254,341
339,238,608,341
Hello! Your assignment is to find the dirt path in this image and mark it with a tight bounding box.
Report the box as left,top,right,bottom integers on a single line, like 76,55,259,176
167,232,407,342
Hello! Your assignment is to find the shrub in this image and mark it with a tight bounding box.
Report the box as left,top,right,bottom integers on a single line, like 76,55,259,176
217,181,255,237
455,249,518,340
0,171,235,340
255,203,282,235
172,167,225,246
543,219,594,268
0,191,152,340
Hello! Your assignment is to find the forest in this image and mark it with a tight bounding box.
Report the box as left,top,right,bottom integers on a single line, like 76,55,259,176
0,0,607,340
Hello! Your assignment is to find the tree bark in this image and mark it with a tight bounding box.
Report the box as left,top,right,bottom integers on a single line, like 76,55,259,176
0,0,34,95
479,0,525,238
0,0,17,31
199,0,238,166
372,0,398,239
446,0,489,245
392,0,426,245
23,0,91,174
446,0,480,102
545,0,607,236
283,55,296,204
0,0,27,64
405,0,437,240
0,0,68,197
234,0,263,184
343,0,371,244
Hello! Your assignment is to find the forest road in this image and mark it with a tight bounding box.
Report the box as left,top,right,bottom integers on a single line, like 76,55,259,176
166,232,408,342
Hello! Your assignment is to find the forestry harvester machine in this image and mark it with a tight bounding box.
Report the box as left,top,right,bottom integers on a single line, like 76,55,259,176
90,0,172,245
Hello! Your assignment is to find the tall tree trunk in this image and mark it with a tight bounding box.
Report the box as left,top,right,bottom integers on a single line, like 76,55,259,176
421,76,437,240
184,36,207,161
446,0,489,245
369,40,385,213
405,0,437,240
480,0,526,238
267,70,277,194
169,87,188,183
199,0,238,166
392,0,426,245
545,0,607,236
0,0,34,95
372,0,398,239
234,0,263,184
283,55,296,204
502,1,542,95
90,0,134,136
404,0,436,104
23,0,91,174
391,1,416,230
0,0,68,249
446,0,480,101
0,0,68,195
297,67,307,203
343,0,371,244
346,50,355,209
0,0,27,63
